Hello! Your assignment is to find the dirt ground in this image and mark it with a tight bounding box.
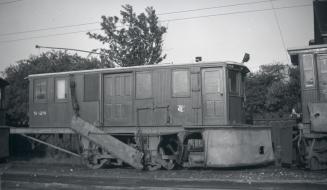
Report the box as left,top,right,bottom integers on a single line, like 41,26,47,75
2,160,327,184
1,160,327,190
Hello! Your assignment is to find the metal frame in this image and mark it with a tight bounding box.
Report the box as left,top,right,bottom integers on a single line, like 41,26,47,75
18,133,80,157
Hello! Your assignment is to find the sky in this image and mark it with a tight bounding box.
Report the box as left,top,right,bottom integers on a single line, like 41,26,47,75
0,0,313,74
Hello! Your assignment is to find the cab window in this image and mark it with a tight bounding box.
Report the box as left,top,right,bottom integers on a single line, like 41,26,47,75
317,54,327,88
318,54,327,73
0,89,3,109
302,54,315,88
229,70,241,95
55,78,68,101
34,79,47,102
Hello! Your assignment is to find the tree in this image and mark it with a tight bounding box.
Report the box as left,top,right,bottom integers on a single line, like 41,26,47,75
3,51,104,127
87,4,167,67
245,63,300,120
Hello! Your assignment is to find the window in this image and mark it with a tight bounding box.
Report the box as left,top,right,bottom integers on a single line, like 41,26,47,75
55,78,67,100
204,69,223,93
302,54,315,87
0,89,2,109
241,74,245,96
84,74,99,101
229,70,240,95
318,54,327,73
172,70,190,97
34,79,47,102
317,54,327,89
136,72,152,99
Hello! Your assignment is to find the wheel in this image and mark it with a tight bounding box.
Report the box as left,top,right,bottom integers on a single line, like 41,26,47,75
297,137,308,167
155,135,183,170
157,143,177,170
309,156,320,170
164,159,175,170
80,138,109,169
146,163,161,171
84,154,107,169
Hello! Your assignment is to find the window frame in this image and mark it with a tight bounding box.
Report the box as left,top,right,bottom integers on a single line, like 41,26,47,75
317,54,327,74
228,70,241,96
33,78,48,103
0,88,3,109
171,69,191,98
135,71,153,99
55,77,69,102
84,74,99,102
317,53,327,89
302,54,316,89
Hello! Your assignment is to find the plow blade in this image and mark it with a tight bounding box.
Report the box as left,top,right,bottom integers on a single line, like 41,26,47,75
70,116,144,170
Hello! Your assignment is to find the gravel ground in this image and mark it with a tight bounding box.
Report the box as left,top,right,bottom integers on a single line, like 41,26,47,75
2,161,327,184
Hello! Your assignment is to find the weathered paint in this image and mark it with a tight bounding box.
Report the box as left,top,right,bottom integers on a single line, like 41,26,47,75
0,78,9,125
288,45,327,170
0,127,9,159
29,62,249,129
23,61,277,168
302,89,319,124
29,74,100,128
308,103,327,132
228,96,243,124
103,73,133,126
203,128,274,167
289,45,327,130
201,67,226,125
71,116,143,169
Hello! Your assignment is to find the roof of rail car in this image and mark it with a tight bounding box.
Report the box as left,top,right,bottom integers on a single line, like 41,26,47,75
288,44,327,65
27,61,249,78
288,44,327,54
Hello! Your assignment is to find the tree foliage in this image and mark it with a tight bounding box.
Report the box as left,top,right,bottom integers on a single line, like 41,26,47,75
88,4,167,67
3,51,104,127
245,63,300,119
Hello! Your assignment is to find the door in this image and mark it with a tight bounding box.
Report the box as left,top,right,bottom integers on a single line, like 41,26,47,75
202,68,226,125
317,54,327,101
153,69,171,126
103,73,133,126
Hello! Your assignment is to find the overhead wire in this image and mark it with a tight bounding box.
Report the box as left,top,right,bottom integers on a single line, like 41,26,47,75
0,22,100,37
0,3,312,44
161,3,311,22
157,0,273,15
0,0,286,37
0,0,23,5
269,0,291,63
0,28,100,43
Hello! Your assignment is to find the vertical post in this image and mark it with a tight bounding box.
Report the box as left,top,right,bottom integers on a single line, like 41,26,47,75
69,75,80,117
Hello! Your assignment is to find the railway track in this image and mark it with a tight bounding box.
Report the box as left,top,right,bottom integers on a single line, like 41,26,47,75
1,163,327,190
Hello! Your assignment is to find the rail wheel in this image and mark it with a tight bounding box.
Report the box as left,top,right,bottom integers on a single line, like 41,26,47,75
84,154,108,169
146,163,162,171
164,159,175,170
80,137,110,169
309,156,320,170
297,136,308,167
156,135,182,170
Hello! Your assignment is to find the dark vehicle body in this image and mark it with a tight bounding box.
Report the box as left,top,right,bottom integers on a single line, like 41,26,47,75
0,78,9,160
288,44,327,170
17,61,273,169
28,61,247,130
